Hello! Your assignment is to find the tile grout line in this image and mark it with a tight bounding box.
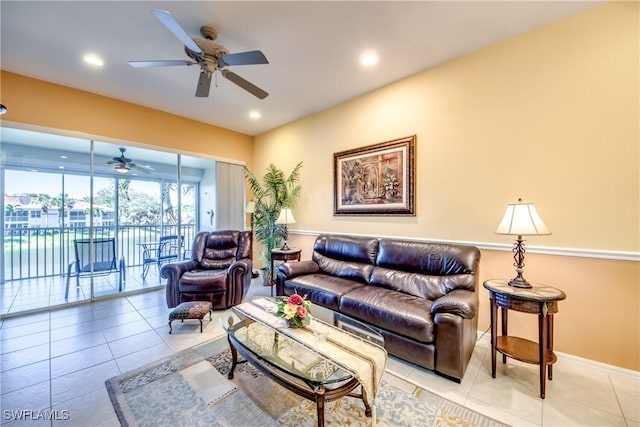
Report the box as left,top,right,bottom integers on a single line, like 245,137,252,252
48,310,54,426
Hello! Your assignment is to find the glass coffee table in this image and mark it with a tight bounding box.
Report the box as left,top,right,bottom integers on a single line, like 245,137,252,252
221,301,384,427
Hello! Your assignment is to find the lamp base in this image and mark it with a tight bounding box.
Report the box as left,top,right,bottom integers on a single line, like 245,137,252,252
280,242,290,251
508,276,532,288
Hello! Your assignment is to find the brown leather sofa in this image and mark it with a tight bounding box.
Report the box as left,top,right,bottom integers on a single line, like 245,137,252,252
162,230,253,309
276,234,481,382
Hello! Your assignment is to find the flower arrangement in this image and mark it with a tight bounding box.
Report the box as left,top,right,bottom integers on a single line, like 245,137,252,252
276,293,312,327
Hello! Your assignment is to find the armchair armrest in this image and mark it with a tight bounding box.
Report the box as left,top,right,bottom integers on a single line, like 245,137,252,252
226,258,253,306
227,258,252,278
431,289,477,319
160,259,198,280
161,260,198,308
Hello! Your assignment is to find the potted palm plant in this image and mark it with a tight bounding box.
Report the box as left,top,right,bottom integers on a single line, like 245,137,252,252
245,162,302,285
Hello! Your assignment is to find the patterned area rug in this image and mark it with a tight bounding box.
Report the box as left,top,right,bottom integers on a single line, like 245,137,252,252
106,338,506,427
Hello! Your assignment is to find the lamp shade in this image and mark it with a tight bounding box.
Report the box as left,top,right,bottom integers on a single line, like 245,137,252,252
495,199,551,236
275,208,296,225
245,201,256,214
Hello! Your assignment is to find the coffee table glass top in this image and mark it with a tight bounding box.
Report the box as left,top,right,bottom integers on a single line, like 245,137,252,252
221,300,381,386
220,298,384,385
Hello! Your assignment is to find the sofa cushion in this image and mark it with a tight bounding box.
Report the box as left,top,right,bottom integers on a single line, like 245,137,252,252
312,235,378,283
281,274,366,311
339,286,435,343
375,239,478,292
369,267,446,300
313,234,379,263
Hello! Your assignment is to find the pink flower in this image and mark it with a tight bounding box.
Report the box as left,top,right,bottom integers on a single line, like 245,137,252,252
287,294,304,306
296,305,308,319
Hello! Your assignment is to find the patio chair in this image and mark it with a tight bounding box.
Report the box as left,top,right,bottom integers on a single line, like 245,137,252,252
141,235,184,280
65,238,125,299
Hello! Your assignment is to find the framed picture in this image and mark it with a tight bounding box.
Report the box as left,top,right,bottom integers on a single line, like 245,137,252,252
334,135,415,216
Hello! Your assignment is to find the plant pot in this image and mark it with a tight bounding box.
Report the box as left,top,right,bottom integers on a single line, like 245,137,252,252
260,267,272,287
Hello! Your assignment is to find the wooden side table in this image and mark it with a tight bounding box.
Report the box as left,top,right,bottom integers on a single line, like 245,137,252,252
270,247,301,297
483,279,566,399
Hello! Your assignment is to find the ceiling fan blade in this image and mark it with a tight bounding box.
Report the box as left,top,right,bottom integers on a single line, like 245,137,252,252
195,71,212,97
219,50,269,67
151,9,203,55
129,60,195,68
221,70,268,99
131,165,152,174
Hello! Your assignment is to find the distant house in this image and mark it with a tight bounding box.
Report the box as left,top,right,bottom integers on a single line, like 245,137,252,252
3,195,114,229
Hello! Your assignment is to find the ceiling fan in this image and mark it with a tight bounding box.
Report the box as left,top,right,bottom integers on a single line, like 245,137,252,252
107,148,151,174
129,9,269,99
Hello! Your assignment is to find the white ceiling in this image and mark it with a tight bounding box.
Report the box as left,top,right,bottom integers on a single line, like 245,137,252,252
1,1,602,136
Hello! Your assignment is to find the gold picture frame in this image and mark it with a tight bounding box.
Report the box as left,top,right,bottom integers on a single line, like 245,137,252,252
334,135,415,216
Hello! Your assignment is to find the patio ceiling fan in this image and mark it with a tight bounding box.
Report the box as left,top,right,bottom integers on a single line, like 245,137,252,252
107,148,151,174
128,9,269,99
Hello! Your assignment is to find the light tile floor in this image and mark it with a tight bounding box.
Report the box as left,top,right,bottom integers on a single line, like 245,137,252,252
1,265,165,316
1,279,638,426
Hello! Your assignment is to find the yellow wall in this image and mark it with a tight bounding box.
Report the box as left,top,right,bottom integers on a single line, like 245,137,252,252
0,71,254,167
254,3,640,370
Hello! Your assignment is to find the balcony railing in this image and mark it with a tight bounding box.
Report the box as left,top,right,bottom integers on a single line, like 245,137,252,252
3,224,197,281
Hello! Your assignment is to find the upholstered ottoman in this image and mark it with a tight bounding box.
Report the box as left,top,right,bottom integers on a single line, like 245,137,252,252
168,301,213,334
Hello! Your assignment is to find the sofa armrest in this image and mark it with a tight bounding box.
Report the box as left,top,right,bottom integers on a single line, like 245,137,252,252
279,260,320,278
431,289,477,319
275,260,319,295
161,260,199,308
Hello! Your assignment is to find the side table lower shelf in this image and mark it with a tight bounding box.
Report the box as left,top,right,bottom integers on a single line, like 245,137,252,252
497,336,557,366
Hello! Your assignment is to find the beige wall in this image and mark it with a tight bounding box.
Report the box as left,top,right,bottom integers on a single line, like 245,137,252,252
0,71,254,167
254,3,639,370
1,3,637,371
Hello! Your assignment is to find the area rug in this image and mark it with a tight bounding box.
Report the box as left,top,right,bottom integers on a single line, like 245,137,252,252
106,338,506,427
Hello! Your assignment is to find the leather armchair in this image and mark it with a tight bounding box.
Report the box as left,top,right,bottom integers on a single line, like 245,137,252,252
161,230,253,309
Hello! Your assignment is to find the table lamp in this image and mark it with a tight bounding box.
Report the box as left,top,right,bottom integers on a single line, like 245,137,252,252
275,208,296,250
246,200,256,231
495,198,551,288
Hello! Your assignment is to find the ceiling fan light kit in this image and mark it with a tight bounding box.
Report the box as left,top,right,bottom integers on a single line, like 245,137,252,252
107,148,152,174
129,9,269,99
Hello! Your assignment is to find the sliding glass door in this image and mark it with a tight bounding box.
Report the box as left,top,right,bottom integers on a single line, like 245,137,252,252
1,128,221,315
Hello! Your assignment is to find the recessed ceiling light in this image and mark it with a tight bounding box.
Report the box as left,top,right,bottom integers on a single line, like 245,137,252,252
360,51,379,68
249,110,261,120
83,54,104,67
